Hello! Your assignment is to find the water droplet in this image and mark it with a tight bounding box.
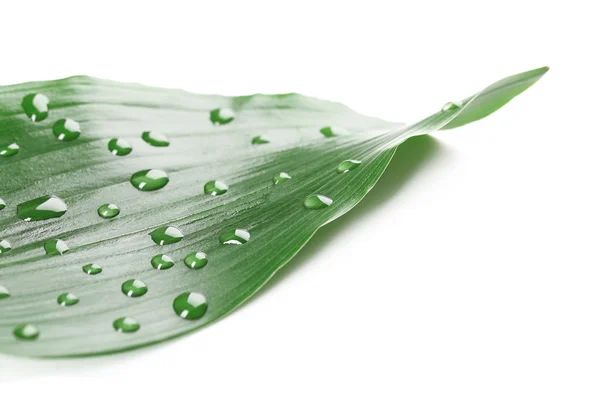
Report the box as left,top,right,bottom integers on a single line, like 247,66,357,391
53,118,81,142
130,169,169,191
204,180,228,196
320,126,350,137
336,159,362,174
113,317,140,333
151,254,175,270
57,292,79,306
0,143,19,157
273,172,291,185
82,263,102,275
304,194,333,209
97,203,120,219
0,239,12,254
210,108,235,125
442,101,462,112
219,228,250,245
150,226,183,245
251,136,270,145
184,252,208,270
141,131,170,147
0,198,5,210
13,323,39,340
108,138,132,156
121,279,148,298
0,285,10,299
17,195,67,221
22,93,49,122
44,239,69,255
173,292,208,320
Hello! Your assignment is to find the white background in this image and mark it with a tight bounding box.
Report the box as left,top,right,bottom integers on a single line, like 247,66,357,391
1,0,599,398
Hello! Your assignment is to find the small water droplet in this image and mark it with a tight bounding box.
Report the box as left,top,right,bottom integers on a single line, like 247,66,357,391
53,118,81,142
141,131,170,147
320,126,349,137
130,169,169,191
219,228,250,245
113,317,140,333
97,203,120,219
0,198,6,210
0,143,19,157
0,285,10,299
121,279,148,298
44,239,69,255
210,108,235,125
204,180,228,196
22,93,49,122
0,239,12,254
150,226,184,245
108,138,133,156
337,159,362,174
13,323,39,340
17,195,67,221
173,292,208,320
251,136,270,144
442,101,462,112
57,292,79,306
304,194,333,209
184,252,208,270
82,263,102,275
151,254,175,270
273,172,291,185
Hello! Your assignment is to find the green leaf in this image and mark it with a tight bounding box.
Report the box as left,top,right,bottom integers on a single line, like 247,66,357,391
0,67,547,357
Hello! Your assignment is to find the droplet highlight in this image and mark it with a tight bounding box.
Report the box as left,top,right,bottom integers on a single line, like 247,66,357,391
0,285,10,299
0,239,11,254
204,180,228,196
150,226,184,245
44,239,69,255
57,293,79,307
130,169,169,191
108,138,132,156
113,317,140,333
219,228,250,245
320,126,350,137
0,143,19,157
17,195,67,221
53,118,81,142
337,159,362,174
184,252,208,270
304,194,333,209
82,263,102,275
22,93,49,122
121,279,148,298
13,323,39,340
251,136,270,145
442,101,462,112
273,172,291,185
0,198,5,210
141,131,170,147
98,203,120,219
151,254,175,270
210,108,235,125
173,292,208,320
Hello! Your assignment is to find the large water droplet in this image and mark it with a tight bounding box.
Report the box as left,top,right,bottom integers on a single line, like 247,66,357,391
0,285,10,299
130,169,169,191
0,198,6,210
0,143,19,157
273,172,291,185
22,93,49,122
173,292,208,320
141,131,170,147
441,101,462,112
184,252,208,270
204,180,228,196
108,138,132,156
0,239,12,254
320,126,350,137
251,136,270,145
121,279,148,297
304,194,333,209
210,108,235,125
113,317,140,333
151,254,175,270
150,226,184,245
13,323,39,340
219,228,250,245
97,203,120,219
82,263,102,275
53,118,81,142
57,292,79,307
44,239,69,255
17,195,67,221
337,159,362,174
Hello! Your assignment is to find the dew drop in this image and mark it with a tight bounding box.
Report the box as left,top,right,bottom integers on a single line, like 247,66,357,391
17,195,67,221
141,131,170,147
22,93,49,122
273,172,291,185
0,198,5,210
57,292,79,307
150,226,184,245
0,239,12,254
442,101,462,112
44,239,69,255
304,194,333,209
53,118,81,142
219,228,250,245
13,323,39,340
173,292,208,320
320,126,350,138
251,136,270,145
0,143,20,157
151,254,175,270
0,285,10,299
210,108,235,125
108,138,133,156
130,169,169,191
97,203,120,219
82,263,102,275
121,279,148,298
204,180,228,196
184,252,208,270
113,317,140,333
337,159,362,174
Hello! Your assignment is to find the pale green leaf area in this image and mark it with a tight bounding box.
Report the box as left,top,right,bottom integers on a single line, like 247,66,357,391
0,67,548,357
